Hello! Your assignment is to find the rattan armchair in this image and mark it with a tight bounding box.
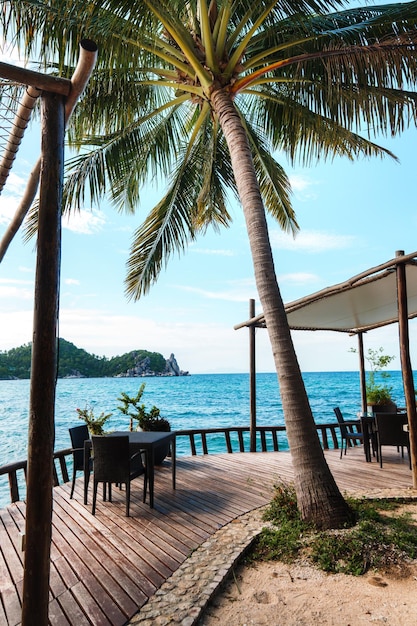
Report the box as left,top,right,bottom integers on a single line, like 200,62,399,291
333,407,364,458
91,435,147,516
374,412,411,469
69,424,92,499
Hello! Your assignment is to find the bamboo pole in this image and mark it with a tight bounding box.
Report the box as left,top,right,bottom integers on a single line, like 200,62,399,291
395,250,417,488
0,86,41,192
21,90,65,626
0,39,98,262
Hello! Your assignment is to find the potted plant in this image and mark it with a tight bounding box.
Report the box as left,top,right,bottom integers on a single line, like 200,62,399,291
76,406,112,435
363,347,397,413
117,383,171,464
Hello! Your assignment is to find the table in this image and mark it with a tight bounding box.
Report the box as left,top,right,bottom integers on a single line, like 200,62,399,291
360,413,408,463
84,431,176,508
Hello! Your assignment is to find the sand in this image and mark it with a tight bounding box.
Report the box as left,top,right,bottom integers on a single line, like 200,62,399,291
197,503,417,626
197,558,417,626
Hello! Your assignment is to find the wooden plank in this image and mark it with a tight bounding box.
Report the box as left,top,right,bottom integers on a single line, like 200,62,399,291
68,581,113,626
48,596,71,626
0,583,22,626
53,589,92,626
52,498,148,613
49,558,73,601
173,456,273,507
0,597,8,626
0,512,24,588
50,507,138,622
52,493,156,600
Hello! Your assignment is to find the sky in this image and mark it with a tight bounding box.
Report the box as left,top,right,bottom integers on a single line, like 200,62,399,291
1,17,417,375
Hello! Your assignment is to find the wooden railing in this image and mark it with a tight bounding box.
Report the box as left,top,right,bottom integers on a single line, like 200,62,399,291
175,422,341,454
0,423,343,505
0,447,72,504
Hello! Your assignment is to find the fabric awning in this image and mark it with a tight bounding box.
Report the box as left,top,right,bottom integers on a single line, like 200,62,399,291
235,250,417,334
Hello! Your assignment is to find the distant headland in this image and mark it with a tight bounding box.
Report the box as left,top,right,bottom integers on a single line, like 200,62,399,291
0,338,189,380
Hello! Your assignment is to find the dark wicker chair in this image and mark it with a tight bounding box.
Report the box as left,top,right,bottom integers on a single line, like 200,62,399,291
69,425,92,499
374,413,411,469
91,435,147,516
333,407,364,458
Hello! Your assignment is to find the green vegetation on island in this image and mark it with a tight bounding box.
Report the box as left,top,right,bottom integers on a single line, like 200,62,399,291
0,338,170,380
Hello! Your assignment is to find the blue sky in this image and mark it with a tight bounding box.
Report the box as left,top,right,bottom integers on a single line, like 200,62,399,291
1,28,417,375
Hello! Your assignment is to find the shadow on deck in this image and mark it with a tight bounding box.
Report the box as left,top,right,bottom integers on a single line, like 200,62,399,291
0,447,414,626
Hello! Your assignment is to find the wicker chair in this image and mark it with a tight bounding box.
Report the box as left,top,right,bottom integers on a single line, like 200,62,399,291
374,413,411,469
91,435,147,516
69,425,92,499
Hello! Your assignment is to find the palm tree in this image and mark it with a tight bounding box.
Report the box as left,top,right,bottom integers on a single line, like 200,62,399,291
4,1,417,532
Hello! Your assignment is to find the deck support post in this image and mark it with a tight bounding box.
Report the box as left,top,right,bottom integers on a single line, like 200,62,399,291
21,91,64,626
357,332,367,413
249,299,257,452
395,250,417,488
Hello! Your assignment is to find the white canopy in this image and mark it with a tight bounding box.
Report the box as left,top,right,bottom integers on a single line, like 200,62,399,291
235,250,417,334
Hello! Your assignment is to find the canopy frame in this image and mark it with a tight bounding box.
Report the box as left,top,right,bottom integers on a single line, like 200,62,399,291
235,250,417,487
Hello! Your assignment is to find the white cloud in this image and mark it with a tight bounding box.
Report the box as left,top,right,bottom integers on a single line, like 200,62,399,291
0,278,33,301
279,272,319,285
3,172,28,195
0,310,33,349
0,173,31,224
64,278,80,286
0,195,19,224
175,284,251,302
62,208,106,234
270,229,356,253
289,173,320,200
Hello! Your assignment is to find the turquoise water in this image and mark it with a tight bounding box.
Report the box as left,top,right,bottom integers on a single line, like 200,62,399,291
0,371,408,507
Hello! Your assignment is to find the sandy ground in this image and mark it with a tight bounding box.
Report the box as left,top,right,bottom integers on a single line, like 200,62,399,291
197,504,417,626
197,558,417,626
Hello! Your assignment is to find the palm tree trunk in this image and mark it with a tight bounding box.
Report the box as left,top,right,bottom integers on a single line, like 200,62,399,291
211,86,352,529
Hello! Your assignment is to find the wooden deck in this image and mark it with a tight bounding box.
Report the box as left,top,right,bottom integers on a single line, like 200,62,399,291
0,447,414,626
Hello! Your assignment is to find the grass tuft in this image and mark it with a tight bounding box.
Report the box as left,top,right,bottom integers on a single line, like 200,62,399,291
248,483,417,576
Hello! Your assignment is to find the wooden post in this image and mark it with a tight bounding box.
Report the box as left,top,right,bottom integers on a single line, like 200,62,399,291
249,299,257,452
395,250,417,488
21,91,65,625
357,332,367,413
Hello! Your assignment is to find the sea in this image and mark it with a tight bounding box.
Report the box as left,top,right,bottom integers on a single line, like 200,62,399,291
0,370,410,508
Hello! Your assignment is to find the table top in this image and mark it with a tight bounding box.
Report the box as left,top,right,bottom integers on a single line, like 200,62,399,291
109,430,175,447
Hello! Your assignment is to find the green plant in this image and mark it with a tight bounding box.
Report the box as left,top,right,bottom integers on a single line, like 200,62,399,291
251,487,417,577
76,406,112,435
117,383,170,432
351,347,395,405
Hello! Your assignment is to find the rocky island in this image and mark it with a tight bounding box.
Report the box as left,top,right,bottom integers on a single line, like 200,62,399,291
0,339,189,380
116,352,189,378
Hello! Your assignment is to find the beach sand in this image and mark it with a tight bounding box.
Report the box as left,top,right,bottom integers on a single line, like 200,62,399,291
197,502,417,626
197,558,417,625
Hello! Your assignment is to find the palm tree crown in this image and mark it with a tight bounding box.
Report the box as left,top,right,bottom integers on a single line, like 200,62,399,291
5,0,417,298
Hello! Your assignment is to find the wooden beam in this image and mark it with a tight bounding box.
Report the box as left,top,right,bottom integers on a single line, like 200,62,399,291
396,250,417,488
0,62,71,95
